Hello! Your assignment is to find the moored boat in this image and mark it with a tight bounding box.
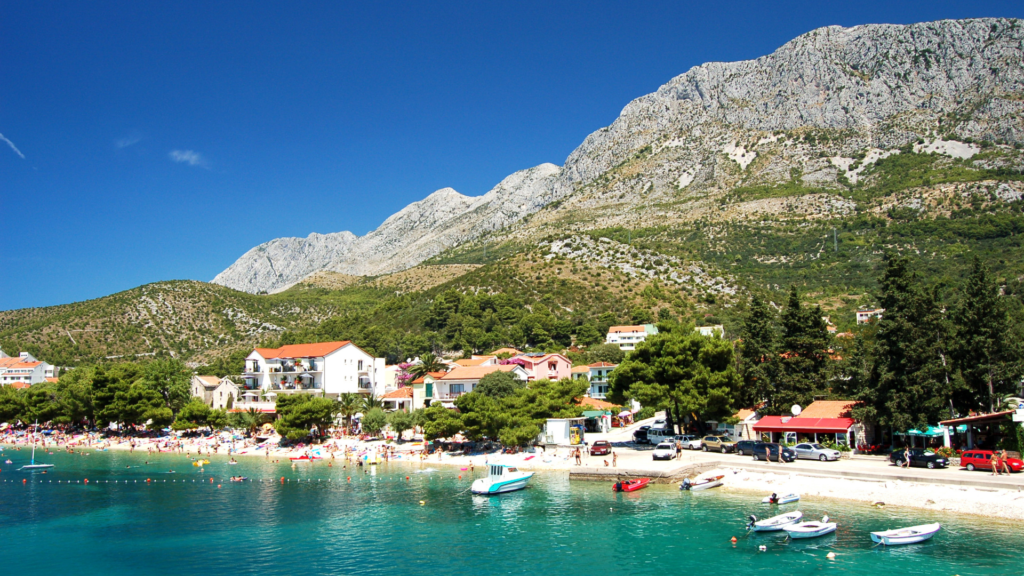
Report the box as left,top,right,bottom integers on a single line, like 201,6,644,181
680,475,724,491
784,515,836,539
870,523,941,545
471,464,533,495
747,511,803,532
613,478,650,492
762,492,800,504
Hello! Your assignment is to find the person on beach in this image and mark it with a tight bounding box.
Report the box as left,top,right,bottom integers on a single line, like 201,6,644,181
612,452,617,468
992,451,1002,475
902,447,911,469
1000,450,1012,475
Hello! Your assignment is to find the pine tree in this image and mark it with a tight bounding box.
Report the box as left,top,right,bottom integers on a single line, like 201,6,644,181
950,256,1021,412
870,255,956,431
775,286,830,413
738,294,778,411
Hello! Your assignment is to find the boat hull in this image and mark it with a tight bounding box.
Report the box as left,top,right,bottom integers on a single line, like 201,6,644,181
20,464,54,470
785,522,837,539
750,512,803,532
471,473,533,495
614,478,650,492
762,493,800,504
870,523,941,545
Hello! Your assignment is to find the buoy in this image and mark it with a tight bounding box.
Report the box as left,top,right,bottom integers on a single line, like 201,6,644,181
280,477,285,484
826,552,836,560
758,545,767,552
217,484,221,488
730,537,737,543
85,479,89,484
210,478,214,483
22,479,27,484
419,500,425,505
406,476,409,481
147,478,151,483
347,477,351,482
458,475,462,480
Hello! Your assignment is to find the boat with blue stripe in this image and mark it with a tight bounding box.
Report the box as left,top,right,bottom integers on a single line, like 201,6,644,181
471,464,534,495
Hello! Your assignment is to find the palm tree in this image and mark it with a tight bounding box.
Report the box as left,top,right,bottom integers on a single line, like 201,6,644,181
240,407,265,436
361,392,384,412
410,353,446,378
337,393,360,431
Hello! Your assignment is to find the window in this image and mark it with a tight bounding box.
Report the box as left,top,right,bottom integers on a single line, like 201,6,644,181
450,384,465,394
358,360,363,371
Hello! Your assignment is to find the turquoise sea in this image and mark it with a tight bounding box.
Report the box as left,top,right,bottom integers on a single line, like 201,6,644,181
0,448,1021,575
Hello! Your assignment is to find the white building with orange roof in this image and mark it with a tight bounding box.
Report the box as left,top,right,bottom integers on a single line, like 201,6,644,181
241,341,385,401
0,351,57,386
606,324,658,350
434,364,528,407
451,355,497,368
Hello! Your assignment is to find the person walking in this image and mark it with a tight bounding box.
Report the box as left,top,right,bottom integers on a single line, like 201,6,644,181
902,447,911,469
612,451,617,468
1000,449,1012,475
992,451,1003,476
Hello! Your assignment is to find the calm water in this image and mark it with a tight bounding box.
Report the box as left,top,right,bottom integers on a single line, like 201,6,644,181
0,448,1021,575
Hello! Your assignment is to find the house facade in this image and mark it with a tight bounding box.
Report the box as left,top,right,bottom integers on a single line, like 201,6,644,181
242,341,386,400
512,353,572,381
856,308,884,324
434,365,528,407
585,362,616,399
606,324,658,350
190,375,240,410
752,400,865,446
694,325,725,338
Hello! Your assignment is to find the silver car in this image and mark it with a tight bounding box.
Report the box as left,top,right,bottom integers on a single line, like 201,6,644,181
793,443,841,461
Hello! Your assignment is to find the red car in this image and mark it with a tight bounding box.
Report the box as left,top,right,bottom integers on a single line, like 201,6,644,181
960,450,1024,472
590,440,611,456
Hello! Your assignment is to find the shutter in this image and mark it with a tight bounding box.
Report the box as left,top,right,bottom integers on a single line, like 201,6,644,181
426,383,433,398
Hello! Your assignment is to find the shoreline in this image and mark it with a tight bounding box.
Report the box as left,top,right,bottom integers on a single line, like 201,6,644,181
7,436,1024,521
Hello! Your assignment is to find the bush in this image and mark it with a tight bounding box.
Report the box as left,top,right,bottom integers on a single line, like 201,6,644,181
636,406,656,420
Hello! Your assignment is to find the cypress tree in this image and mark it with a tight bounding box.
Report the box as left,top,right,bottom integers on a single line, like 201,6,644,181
775,286,830,413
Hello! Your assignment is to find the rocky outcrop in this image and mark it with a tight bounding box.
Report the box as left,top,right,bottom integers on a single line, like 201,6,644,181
216,18,1024,294
213,164,559,293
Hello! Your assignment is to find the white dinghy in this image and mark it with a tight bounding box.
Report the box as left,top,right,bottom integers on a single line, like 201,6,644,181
870,523,941,545
761,492,800,505
747,511,803,532
680,475,724,491
784,514,837,539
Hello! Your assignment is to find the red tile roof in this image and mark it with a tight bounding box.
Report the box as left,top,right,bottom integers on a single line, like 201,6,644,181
608,325,645,333
571,366,591,374
588,362,617,368
383,387,414,399
254,341,352,359
453,357,493,367
411,371,447,384
800,400,860,419
753,415,856,433
10,382,31,389
45,377,59,383
733,408,757,421
10,361,41,369
578,397,617,409
0,357,22,369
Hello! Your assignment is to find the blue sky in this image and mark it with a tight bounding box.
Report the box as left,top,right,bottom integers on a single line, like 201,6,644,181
3,1,1023,310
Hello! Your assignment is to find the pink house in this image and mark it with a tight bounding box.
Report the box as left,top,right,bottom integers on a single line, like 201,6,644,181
512,353,572,381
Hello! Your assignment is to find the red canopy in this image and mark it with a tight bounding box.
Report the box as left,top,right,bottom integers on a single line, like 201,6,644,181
753,415,855,433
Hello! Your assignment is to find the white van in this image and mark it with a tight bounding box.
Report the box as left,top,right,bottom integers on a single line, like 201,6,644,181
647,427,676,445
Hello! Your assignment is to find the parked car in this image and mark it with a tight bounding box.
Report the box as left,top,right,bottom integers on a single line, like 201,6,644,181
889,448,949,469
676,435,703,450
652,442,678,460
702,435,737,453
735,440,758,456
752,442,797,462
793,443,841,461
647,428,676,445
633,426,651,444
589,440,612,456
960,450,1024,472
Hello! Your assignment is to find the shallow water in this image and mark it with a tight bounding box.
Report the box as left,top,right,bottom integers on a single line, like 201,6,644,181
0,449,1020,575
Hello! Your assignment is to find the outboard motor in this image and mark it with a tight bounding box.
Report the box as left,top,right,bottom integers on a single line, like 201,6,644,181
747,514,757,529
769,492,779,504
681,478,692,491
614,482,622,492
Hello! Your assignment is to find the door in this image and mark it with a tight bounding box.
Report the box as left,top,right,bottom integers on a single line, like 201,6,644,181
795,444,810,459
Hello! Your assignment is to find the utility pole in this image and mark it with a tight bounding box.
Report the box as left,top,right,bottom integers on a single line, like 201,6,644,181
833,228,838,252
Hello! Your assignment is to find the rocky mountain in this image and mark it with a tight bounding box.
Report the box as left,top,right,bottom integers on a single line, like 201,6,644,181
213,163,560,293
215,18,1024,294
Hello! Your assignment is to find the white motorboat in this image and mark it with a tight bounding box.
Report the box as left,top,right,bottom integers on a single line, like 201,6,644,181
870,523,941,545
747,511,803,532
784,515,837,539
471,464,534,495
680,475,724,491
762,492,800,505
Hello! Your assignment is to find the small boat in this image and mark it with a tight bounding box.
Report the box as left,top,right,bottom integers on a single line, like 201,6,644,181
870,523,941,545
762,492,800,505
471,464,534,495
192,459,210,467
613,478,650,492
747,511,803,532
784,516,837,539
19,420,54,471
680,475,724,491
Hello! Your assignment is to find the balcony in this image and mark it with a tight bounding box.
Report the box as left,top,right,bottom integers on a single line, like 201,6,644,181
436,392,465,400
234,400,276,411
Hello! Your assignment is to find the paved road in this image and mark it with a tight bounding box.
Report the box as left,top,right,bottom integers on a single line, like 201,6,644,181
580,419,1024,491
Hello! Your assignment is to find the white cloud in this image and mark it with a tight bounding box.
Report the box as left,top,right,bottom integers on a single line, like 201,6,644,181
0,132,25,159
169,149,206,167
115,135,142,149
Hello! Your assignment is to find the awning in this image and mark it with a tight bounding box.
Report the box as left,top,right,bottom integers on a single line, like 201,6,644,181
753,415,855,434
939,410,1015,427
582,410,610,418
897,426,946,437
